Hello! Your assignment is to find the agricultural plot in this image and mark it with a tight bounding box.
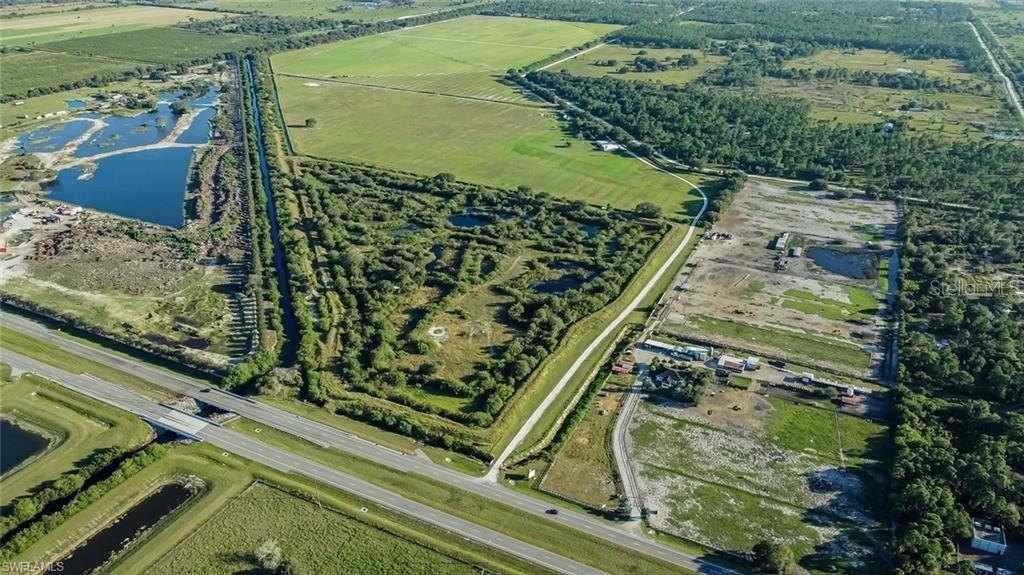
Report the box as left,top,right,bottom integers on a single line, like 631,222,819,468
273,15,618,101
285,160,666,454
0,50,144,101
0,5,227,46
191,0,472,21
272,16,708,218
276,76,704,218
662,180,897,377
628,393,890,573
554,44,728,85
40,27,261,65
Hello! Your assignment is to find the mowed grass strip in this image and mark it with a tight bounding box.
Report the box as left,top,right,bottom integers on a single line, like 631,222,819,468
0,5,227,46
149,483,490,575
40,27,261,65
0,372,152,506
276,77,701,217
680,314,871,371
0,50,143,99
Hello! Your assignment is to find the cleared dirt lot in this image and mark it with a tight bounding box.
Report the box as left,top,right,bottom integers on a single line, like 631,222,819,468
661,180,897,378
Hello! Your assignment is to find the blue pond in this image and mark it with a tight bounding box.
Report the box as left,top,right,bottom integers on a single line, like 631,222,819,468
46,147,194,228
17,120,93,153
176,107,216,144
67,100,87,110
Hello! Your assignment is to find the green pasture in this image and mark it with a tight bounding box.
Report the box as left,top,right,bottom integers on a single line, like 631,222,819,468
40,27,260,65
275,76,702,218
784,48,977,82
0,50,139,99
554,44,727,85
0,5,225,46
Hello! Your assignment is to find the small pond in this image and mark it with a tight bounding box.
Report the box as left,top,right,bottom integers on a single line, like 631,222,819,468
534,262,595,294
449,213,491,228
67,100,87,110
58,482,195,575
807,246,878,279
17,120,94,154
0,418,50,475
46,147,194,228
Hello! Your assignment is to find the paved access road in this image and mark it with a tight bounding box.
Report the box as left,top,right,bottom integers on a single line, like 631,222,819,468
2,349,601,575
0,310,747,575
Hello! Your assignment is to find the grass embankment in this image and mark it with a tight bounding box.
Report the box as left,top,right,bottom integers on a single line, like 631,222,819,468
495,220,705,459
0,371,152,506
0,326,172,400
229,418,697,575
677,314,871,372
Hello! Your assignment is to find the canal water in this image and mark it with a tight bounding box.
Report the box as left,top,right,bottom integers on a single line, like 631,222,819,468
246,57,299,363
0,419,50,475
57,483,194,575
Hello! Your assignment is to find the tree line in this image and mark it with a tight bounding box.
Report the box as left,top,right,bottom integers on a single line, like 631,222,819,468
891,208,1023,574
519,70,1024,212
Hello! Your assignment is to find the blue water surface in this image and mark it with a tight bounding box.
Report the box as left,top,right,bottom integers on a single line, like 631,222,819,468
46,147,194,228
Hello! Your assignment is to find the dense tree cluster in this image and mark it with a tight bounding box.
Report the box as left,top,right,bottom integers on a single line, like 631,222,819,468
480,0,679,25
520,70,1024,212
891,208,1024,574
291,160,664,431
682,0,982,62
179,14,337,36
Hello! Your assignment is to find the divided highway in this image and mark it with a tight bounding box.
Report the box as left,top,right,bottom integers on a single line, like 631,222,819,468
1,349,600,575
0,310,746,575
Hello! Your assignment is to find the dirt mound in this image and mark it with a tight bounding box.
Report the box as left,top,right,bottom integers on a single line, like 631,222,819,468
31,220,193,295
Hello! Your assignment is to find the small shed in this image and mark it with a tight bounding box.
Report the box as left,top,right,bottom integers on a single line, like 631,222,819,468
717,355,745,373
971,518,1008,555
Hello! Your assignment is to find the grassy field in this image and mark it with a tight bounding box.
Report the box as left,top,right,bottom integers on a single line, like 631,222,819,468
755,77,1018,139
276,77,703,218
147,483,490,574
554,44,728,85
780,286,878,322
194,0,479,22
271,16,706,216
274,16,617,80
0,5,226,46
274,15,617,102
0,50,140,99
764,397,890,468
40,27,260,65
0,371,152,506
674,314,871,371
784,48,979,82
540,374,628,507
228,418,697,575
629,397,889,573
